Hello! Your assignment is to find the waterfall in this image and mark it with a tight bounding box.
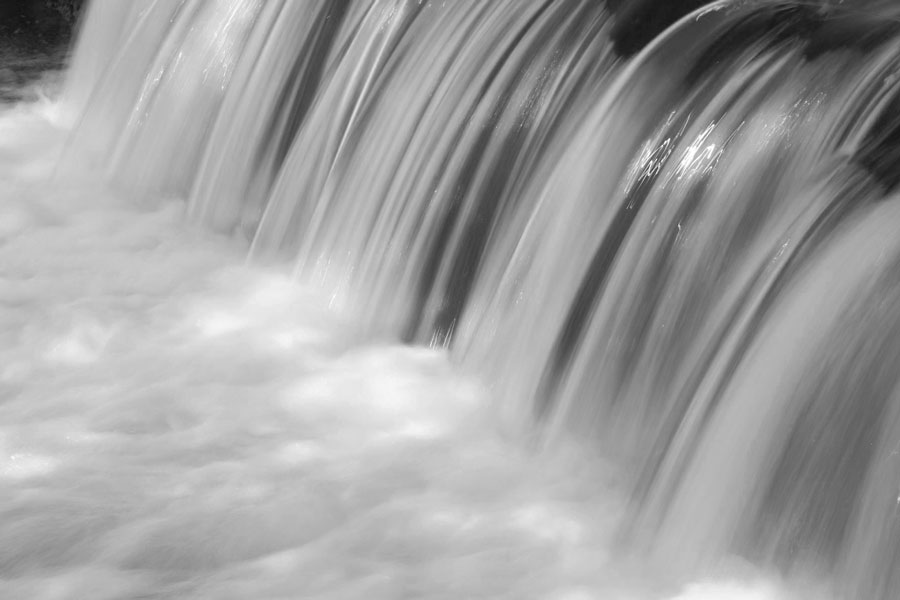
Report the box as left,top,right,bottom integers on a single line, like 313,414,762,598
35,0,900,597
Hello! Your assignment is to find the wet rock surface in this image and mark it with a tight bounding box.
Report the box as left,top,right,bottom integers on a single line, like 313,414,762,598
0,0,82,102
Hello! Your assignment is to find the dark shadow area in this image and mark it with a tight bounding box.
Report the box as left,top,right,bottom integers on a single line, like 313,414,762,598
0,0,84,101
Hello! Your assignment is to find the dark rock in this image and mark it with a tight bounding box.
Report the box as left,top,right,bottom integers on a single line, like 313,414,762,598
0,0,85,54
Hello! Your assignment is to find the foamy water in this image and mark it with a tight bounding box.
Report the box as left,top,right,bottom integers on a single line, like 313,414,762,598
0,86,810,599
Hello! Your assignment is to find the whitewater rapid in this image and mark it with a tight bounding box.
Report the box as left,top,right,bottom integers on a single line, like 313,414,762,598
0,79,813,600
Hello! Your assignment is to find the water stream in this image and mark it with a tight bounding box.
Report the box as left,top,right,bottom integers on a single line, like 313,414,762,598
3,0,900,598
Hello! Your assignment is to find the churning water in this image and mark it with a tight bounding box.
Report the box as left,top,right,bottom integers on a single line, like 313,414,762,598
3,0,900,598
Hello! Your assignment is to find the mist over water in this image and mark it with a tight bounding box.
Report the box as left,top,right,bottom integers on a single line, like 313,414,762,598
3,0,900,598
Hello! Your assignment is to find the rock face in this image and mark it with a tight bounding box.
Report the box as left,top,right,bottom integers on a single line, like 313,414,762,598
0,0,85,51
46,0,84,23
0,0,83,101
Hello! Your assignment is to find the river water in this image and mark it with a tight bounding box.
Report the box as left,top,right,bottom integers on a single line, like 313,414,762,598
0,55,800,600
5,1,900,598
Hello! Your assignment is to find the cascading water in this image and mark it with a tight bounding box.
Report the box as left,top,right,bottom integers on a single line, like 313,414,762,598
3,0,900,598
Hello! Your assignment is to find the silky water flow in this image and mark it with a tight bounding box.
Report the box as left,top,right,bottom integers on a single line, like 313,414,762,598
1,0,899,598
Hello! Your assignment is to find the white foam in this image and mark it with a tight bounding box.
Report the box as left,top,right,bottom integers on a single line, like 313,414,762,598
0,94,816,600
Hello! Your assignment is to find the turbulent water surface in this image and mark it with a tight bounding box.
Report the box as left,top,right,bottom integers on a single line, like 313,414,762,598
4,0,900,598
0,83,793,600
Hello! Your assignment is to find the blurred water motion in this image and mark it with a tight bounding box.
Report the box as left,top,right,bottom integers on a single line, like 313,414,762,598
3,0,900,598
